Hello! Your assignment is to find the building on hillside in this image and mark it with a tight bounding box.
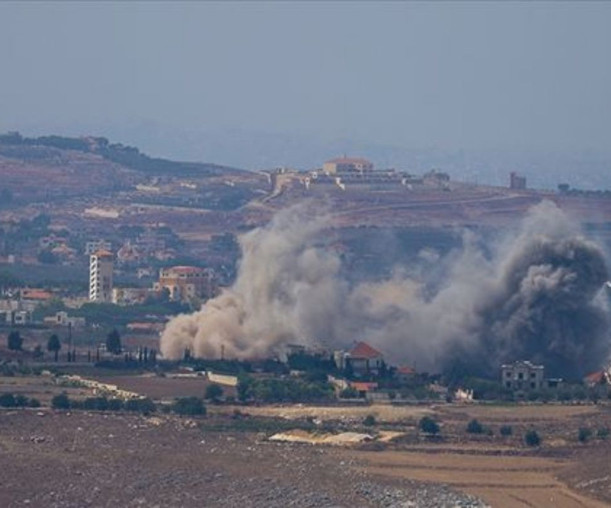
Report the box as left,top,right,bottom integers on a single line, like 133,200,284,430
584,369,611,387
154,265,216,302
111,287,153,305
43,311,86,328
334,341,385,377
510,172,527,190
89,250,114,302
323,157,374,175
501,360,544,390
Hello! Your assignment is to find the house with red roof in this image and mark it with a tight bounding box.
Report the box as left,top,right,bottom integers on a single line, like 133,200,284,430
346,341,384,377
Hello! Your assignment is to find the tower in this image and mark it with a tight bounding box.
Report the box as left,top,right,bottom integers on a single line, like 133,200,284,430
89,250,113,302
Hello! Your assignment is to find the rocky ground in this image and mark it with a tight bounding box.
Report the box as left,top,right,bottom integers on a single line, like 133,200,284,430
0,410,486,508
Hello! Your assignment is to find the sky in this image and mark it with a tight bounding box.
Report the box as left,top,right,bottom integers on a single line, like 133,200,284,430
1,2,610,175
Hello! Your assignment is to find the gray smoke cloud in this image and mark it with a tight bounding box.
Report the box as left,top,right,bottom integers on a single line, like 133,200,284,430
160,200,610,379
160,204,343,360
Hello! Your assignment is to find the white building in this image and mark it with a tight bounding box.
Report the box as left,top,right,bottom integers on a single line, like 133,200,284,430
85,239,112,255
89,250,114,302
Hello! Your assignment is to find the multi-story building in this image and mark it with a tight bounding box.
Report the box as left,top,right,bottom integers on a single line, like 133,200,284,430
89,250,113,302
510,172,527,190
501,360,544,390
323,157,374,175
154,265,216,302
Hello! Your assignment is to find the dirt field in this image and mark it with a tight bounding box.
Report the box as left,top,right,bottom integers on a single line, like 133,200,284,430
217,403,433,423
350,448,607,508
0,410,482,508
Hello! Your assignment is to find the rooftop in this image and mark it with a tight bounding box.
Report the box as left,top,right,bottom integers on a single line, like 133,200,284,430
350,341,383,360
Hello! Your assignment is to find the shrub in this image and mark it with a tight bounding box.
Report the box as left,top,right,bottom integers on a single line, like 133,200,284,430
205,384,223,401
28,398,41,408
362,414,376,426
0,393,16,407
597,427,609,440
466,419,484,434
419,416,440,435
387,390,397,400
339,387,359,399
14,394,29,407
500,425,513,437
125,397,156,414
82,397,109,411
578,427,592,443
172,397,206,416
524,429,541,447
51,393,71,410
107,398,124,411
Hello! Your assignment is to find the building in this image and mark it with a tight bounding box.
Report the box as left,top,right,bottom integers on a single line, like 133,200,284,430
89,250,114,302
85,239,112,255
501,360,544,390
323,157,374,175
43,311,86,328
334,341,385,377
154,265,216,302
510,172,527,190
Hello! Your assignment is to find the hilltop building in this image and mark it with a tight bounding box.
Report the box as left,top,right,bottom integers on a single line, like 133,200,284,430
89,250,114,302
323,157,374,175
510,172,527,190
154,265,216,303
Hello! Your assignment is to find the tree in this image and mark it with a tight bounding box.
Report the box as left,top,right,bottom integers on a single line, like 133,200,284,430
106,328,122,355
7,330,22,351
500,425,513,437
172,397,206,416
51,393,71,410
578,427,592,443
205,384,223,402
237,374,255,403
362,414,376,426
47,334,61,361
524,429,541,447
467,419,484,434
419,416,440,435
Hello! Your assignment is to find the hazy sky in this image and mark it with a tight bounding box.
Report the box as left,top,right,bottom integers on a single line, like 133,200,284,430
1,2,610,156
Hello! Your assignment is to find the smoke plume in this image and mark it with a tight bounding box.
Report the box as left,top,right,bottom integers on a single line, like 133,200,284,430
160,200,610,379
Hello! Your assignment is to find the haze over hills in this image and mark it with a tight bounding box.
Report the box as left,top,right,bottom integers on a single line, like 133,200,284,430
13,123,611,191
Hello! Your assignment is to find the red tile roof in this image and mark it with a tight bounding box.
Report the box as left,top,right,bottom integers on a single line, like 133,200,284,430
397,366,415,376
350,381,378,392
584,371,607,385
350,341,383,360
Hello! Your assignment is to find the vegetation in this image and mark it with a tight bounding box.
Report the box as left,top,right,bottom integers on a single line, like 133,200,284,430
47,334,61,361
172,397,206,416
466,419,484,434
51,392,71,410
362,414,376,426
500,425,513,437
578,427,592,443
0,393,39,408
7,330,23,351
338,386,359,399
597,427,609,440
524,429,541,447
106,329,122,355
205,384,223,402
419,416,440,435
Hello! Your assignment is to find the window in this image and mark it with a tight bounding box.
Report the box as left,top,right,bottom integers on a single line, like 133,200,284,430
518,372,524,380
